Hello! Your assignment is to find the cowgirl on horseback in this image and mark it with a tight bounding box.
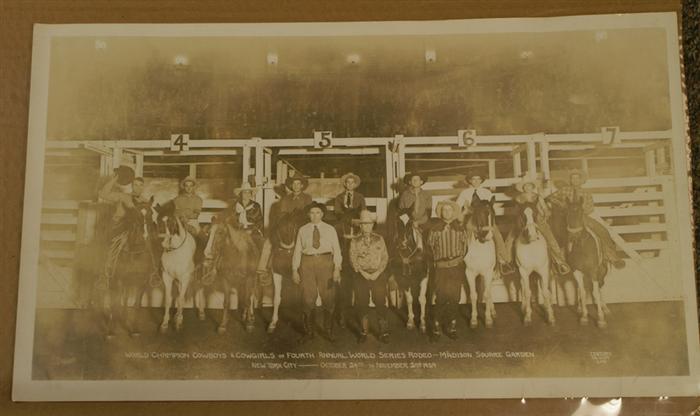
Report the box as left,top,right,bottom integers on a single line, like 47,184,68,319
504,176,571,275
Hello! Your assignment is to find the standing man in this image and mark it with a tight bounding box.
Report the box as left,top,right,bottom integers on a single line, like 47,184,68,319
398,172,432,231
427,200,469,340
350,210,390,344
173,176,203,236
456,172,511,274
547,170,625,269
333,172,366,328
292,202,343,343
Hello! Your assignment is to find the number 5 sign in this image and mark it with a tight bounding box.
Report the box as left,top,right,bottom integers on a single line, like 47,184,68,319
313,131,333,149
170,133,190,151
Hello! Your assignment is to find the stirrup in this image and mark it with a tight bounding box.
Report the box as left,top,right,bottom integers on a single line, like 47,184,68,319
498,261,515,275
556,262,572,275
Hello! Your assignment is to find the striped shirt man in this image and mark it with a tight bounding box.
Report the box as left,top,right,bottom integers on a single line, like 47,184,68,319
427,220,468,261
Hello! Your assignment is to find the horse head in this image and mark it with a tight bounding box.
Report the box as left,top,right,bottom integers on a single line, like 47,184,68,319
517,202,541,243
272,209,306,250
394,204,422,260
471,193,496,243
566,197,586,238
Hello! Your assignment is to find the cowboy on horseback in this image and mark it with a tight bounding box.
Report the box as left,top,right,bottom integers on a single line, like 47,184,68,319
232,182,264,245
97,166,149,286
173,176,203,236
504,176,571,275
546,170,625,269
457,171,512,274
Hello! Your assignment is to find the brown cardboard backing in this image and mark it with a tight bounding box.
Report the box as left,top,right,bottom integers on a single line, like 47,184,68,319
1,0,697,414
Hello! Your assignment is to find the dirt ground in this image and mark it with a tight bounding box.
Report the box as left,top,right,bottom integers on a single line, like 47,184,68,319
31,301,689,380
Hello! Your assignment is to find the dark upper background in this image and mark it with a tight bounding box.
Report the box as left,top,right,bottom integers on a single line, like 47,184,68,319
48,29,670,141
1,1,698,415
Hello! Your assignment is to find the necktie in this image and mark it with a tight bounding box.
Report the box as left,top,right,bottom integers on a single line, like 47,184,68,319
345,192,352,208
312,225,321,249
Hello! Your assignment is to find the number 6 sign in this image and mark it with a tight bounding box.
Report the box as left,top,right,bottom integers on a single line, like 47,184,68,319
313,131,333,149
170,133,190,151
457,129,477,147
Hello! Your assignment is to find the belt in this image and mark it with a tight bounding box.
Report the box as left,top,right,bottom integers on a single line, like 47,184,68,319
303,252,332,257
435,257,463,269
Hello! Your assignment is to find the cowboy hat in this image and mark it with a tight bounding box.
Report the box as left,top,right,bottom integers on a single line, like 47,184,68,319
114,165,135,186
351,209,376,225
403,172,428,185
567,169,588,184
234,182,257,195
435,200,460,218
285,173,309,190
465,168,488,182
514,176,541,193
180,176,196,189
305,201,327,215
341,172,361,187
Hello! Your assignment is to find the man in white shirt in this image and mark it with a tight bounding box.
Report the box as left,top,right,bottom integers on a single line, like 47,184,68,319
456,173,511,274
292,201,343,342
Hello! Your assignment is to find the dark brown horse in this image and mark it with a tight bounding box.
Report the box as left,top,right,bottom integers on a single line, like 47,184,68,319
202,213,261,334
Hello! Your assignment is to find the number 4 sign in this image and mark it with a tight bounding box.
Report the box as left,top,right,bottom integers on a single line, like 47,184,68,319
170,133,190,151
313,131,333,149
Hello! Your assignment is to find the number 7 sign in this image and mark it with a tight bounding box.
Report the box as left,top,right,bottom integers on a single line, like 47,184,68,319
170,134,190,151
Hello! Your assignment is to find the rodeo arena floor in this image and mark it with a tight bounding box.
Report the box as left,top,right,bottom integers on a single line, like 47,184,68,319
33,132,691,380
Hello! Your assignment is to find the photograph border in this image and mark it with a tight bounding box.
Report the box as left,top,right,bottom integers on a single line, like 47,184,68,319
12,11,700,401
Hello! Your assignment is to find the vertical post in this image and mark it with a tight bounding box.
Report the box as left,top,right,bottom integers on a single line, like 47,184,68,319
253,137,264,205
188,164,196,179
536,134,550,181
385,140,395,200
112,147,123,169
395,134,406,181
242,144,251,184
655,146,667,174
100,154,108,176
645,149,657,176
487,159,496,181
580,158,589,176
512,150,522,177
135,153,144,177
526,139,537,177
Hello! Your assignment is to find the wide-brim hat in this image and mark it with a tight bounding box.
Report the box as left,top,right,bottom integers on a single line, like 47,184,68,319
234,182,258,195
180,176,196,189
403,172,428,185
465,168,488,182
514,176,541,193
435,200,460,218
341,172,361,187
351,209,376,224
567,169,588,184
285,174,309,190
305,201,327,215
115,165,135,186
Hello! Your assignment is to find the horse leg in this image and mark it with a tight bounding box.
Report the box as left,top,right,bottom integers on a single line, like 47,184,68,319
175,278,186,332
268,273,283,333
483,269,495,328
418,276,428,333
518,267,532,326
539,266,556,326
592,280,607,328
465,268,479,329
218,280,230,334
160,273,173,333
196,285,206,321
127,285,144,337
405,288,415,330
246,281,256,333
573,270,588,326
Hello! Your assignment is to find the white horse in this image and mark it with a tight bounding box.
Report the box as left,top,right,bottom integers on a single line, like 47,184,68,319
464,195,498,328
158,214,197,333
513,205,555,326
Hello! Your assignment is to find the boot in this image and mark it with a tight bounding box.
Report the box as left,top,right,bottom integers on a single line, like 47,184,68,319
447,319,458,340
432,320,442,340
358,315,369,344
324,310,336,343
299,311,314,344
378,318,390,344
338,308,347,329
